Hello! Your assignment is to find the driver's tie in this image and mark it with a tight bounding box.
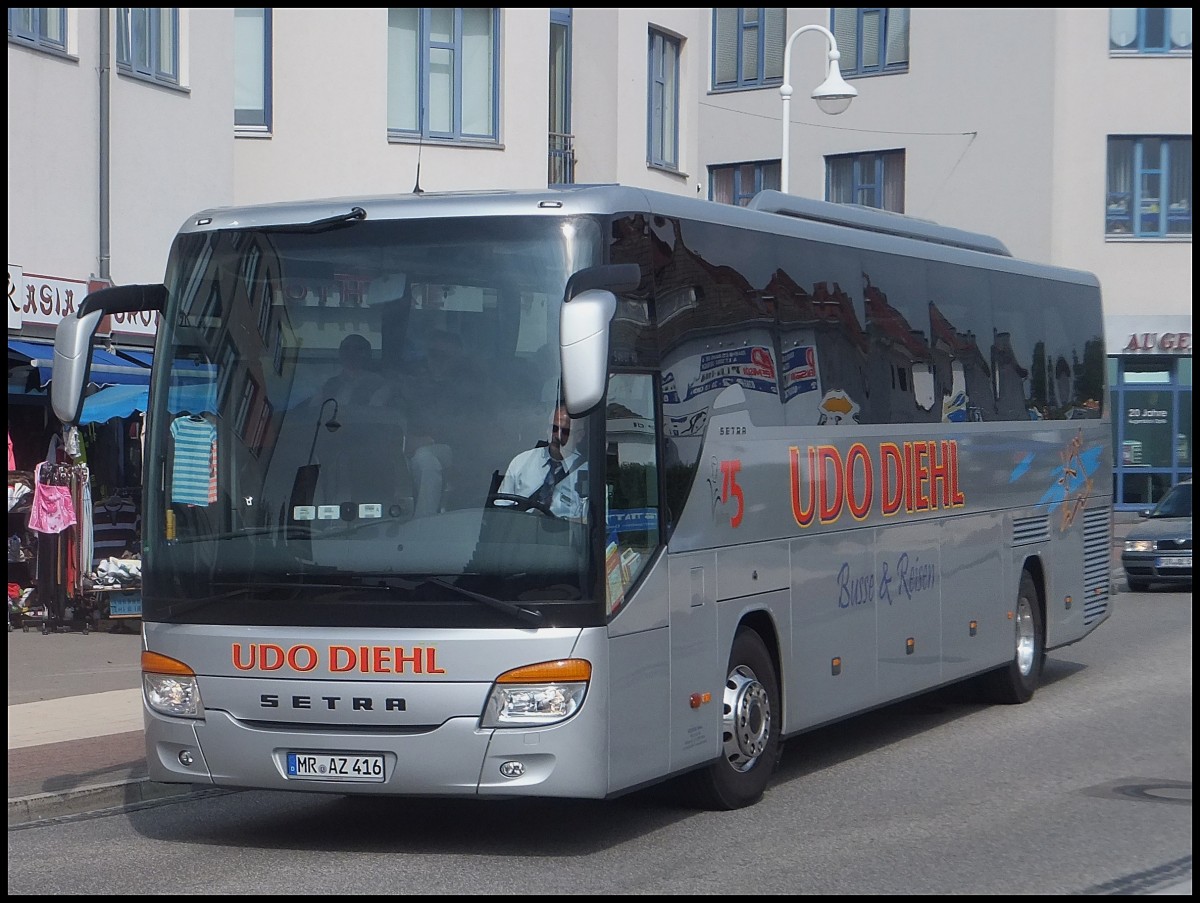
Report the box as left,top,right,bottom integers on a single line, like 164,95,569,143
534,458,565,508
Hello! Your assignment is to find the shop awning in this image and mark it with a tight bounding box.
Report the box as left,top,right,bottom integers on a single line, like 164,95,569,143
9,338,155,388
79,382,218,424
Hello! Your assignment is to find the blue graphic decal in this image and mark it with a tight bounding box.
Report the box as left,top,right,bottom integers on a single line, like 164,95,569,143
1009,452,1035,482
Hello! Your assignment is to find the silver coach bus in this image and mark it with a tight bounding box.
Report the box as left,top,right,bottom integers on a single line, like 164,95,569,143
52,186,1112,810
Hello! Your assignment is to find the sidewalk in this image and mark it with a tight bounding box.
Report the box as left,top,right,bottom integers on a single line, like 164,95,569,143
8,519,1141,828
6,624,212,827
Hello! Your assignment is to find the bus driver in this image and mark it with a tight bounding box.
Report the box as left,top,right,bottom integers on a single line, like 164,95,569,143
497,403,587,519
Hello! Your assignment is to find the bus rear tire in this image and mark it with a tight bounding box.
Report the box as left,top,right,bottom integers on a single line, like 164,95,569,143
684,627,781,810
979,570,1044,705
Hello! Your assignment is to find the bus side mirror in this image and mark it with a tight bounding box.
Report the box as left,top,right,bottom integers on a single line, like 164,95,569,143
52,283,167,426
52,308,105,427
560,288,616,416
559,264,639,416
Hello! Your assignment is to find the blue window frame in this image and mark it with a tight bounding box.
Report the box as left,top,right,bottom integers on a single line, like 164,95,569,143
1106,136,1192,238
831,8,909,77
116,8,180,86
234,8,272,131
712,8,785,90
709,160,781,206
648,29,680,170
7,8,67,53
387,8,500,142
827,150,905,212
1110,8,1192,55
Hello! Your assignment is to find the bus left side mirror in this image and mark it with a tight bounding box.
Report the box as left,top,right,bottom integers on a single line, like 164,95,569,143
559,288,616,416
51,308,105,427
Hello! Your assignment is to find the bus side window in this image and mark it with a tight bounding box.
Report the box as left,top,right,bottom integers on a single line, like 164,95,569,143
604,374,660,615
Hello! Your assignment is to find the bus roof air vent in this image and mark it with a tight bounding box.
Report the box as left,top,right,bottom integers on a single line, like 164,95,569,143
747,190,1012,257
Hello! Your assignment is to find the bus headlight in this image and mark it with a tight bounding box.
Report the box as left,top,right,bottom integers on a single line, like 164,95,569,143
142,650,204,718
481,659,591,728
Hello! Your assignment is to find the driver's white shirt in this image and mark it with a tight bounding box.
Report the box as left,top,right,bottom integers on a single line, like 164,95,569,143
498,446,587,518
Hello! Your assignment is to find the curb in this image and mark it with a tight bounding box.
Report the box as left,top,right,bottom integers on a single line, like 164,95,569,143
8,778,226,829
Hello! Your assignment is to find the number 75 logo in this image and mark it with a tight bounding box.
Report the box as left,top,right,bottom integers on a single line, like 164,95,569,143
720,459,744,528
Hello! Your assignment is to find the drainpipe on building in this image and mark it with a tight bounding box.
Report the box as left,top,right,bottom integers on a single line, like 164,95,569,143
98,7,111,284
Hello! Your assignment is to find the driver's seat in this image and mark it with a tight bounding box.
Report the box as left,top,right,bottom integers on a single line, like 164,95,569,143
484,469,503,506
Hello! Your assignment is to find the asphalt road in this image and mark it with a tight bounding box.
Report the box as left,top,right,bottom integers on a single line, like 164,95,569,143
6,586,1190,895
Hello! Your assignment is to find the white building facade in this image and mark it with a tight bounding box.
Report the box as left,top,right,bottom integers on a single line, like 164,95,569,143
8,7,1192,508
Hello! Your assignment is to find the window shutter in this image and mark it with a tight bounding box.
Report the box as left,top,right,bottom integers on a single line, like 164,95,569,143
764,8,785,79
833,9,858,72
886,8,909,65
715,8,738,86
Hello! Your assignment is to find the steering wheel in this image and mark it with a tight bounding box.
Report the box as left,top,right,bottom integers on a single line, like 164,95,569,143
487,492,556,517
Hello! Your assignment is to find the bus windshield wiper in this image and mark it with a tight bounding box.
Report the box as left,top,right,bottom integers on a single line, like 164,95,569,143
420,575,544,627
259,206,367,235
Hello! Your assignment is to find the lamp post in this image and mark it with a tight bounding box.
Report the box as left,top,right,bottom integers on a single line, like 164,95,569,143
780,23,858,195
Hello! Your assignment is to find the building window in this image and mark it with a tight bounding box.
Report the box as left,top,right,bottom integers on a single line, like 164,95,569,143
1110,355,1192,508
7,8,67,53
387,8,500,142
234,374,258,439
648,29,680,170
710,160,780,206
548,8,574,185
832,8,909,76
234,8,271,131
1110,8,1192,54
1106,136,1192,238
116,8,180,86
712,8,785,90
827,150,905,212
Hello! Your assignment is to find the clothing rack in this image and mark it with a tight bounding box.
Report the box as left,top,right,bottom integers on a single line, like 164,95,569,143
25,460,98,634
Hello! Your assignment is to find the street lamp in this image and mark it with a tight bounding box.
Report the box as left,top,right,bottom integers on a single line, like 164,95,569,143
780,23,858,194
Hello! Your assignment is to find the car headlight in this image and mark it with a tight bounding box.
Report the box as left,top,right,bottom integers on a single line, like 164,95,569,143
142,651,204,718
482,659,591,728
1124,540,1155,552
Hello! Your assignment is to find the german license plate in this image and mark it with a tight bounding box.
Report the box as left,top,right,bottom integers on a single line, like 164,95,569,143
286,752,385,782
1156,556,1191,569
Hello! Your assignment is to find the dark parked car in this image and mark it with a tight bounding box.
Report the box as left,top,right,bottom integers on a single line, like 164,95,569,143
1121,479,1192,592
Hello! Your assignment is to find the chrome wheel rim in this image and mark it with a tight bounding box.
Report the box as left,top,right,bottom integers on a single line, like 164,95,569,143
721,664,771,772
1015,594,1036,676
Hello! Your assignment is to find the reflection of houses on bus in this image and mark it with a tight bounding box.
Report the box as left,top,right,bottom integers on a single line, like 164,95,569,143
928,301,990,422
1027,339,1105,422
773,272,869,426
173,232,296,498
612,213,781,465
863,274,937,423
990,330,1031,420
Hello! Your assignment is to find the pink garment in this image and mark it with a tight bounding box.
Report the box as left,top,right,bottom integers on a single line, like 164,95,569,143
28,464,77,534
7,431,14,470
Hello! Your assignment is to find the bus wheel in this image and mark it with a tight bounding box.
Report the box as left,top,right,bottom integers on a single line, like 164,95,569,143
980,570,1044,705
687,627,780,810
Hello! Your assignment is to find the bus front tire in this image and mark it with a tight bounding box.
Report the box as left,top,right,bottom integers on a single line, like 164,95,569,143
685,627,781,811
979,570,1044,705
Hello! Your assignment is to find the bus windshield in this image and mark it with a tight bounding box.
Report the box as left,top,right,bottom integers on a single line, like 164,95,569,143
141,214,605,628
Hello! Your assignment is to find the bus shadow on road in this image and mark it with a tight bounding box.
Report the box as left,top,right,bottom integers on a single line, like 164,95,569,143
127,784,700,854
770,659,1087,785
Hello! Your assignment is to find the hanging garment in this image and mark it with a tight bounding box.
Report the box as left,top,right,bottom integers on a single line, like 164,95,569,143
170,416,218,505
8,431,15,470
28,463,78,534
92,494,139,567
80,477,94,577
